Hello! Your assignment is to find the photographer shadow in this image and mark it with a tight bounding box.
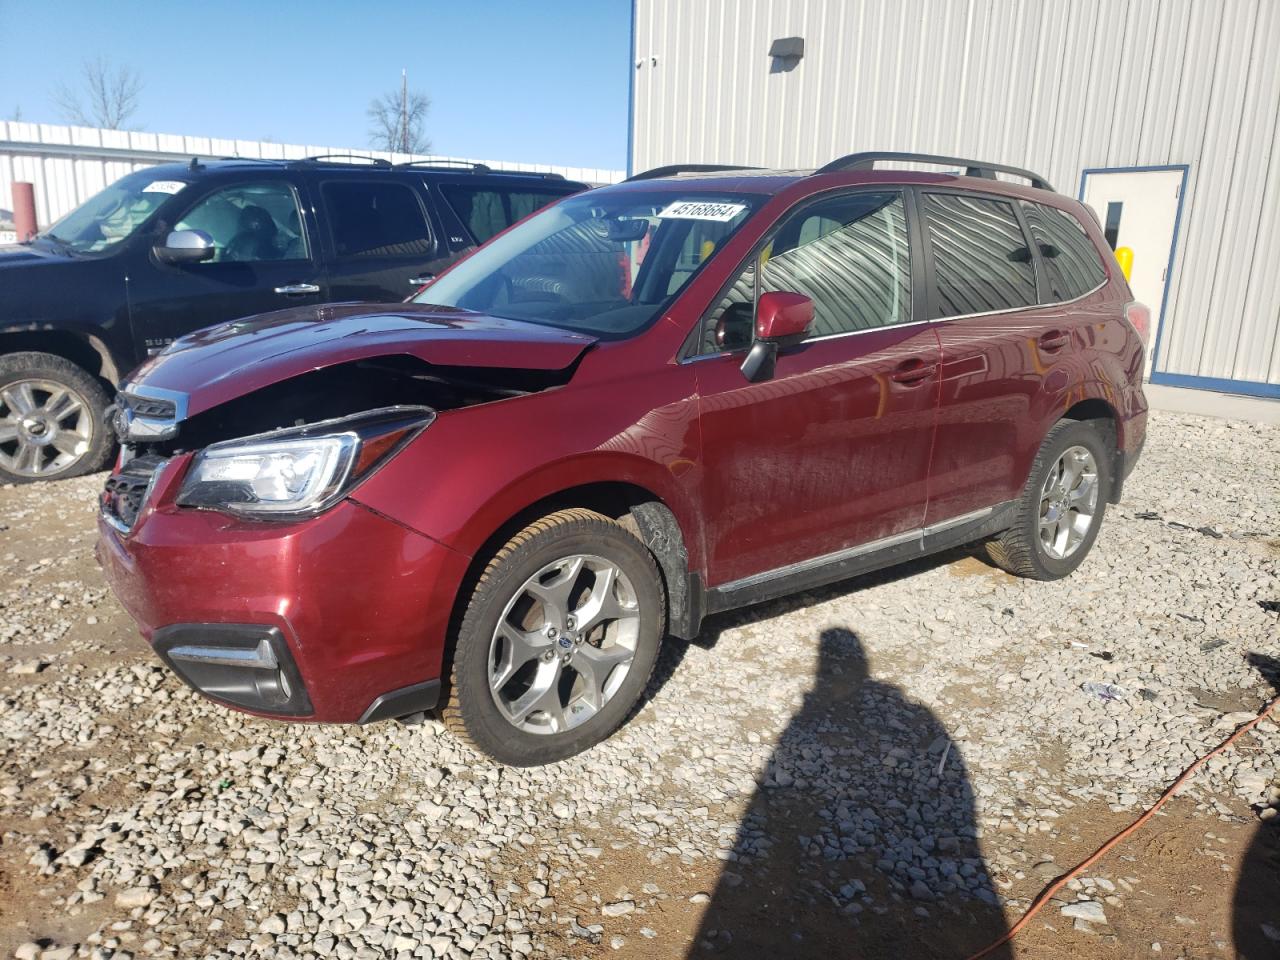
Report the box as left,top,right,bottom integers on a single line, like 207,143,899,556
690,627,1012,959
1233,653,1280,959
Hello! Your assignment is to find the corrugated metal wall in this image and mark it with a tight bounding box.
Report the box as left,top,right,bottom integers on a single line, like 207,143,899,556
632,0,1280,393
0,120,625,229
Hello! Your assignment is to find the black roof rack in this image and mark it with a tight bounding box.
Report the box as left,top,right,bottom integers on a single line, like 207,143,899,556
815,151,1054,191
626,163,763,182
296,154,393,168
393,159,566,179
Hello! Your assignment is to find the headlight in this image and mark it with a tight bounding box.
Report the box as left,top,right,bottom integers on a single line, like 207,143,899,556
177,406,433,518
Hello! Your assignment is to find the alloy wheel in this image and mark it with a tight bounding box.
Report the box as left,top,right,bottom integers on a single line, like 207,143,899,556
487,554,641,735
1038,444,1099,560
0,379,95,478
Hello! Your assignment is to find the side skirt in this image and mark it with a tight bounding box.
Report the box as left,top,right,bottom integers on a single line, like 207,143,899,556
704,502,1017,616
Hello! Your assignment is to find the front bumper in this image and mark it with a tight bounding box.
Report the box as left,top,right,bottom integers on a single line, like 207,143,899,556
95,459,470,723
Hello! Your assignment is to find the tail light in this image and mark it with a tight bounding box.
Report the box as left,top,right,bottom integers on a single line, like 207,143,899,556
1124,301,1152,347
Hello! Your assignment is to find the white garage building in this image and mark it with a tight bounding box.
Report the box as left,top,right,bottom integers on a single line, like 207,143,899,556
628,0,1280,399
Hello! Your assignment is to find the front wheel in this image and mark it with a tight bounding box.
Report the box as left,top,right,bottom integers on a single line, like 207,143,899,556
0,352,114,483
983,418,1112,580
441,508,666,766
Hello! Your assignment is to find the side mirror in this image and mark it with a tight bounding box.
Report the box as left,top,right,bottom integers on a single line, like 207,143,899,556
155,229,215,264
741,291,814,382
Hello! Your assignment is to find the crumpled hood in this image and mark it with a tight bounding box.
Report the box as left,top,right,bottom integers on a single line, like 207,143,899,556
125,302,597,418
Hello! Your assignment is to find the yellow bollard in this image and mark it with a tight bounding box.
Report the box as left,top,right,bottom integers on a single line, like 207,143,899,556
1115,246,1134,281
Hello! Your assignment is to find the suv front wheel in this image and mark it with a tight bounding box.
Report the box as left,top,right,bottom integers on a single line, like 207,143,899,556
442,508,666,766
0,352,114,484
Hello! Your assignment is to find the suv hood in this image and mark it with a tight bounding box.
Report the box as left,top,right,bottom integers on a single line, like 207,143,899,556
0,243,77,268
126,302,597,418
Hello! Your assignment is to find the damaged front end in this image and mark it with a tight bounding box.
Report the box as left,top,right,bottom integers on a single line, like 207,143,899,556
102,352,580,534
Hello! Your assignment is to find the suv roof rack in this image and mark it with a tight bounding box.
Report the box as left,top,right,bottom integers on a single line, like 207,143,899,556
392,159,565,179
815,151,1054,191
626,163,763,182
296,154,393,168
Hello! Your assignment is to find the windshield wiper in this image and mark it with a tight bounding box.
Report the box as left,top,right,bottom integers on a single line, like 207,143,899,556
34,233,76,254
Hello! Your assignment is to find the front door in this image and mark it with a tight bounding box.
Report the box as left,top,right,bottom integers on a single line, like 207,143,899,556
692,190,940,587
1080,167,1186,378
126,179,326,356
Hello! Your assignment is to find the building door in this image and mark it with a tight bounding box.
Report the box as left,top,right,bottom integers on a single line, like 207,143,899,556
1079,166,1188,378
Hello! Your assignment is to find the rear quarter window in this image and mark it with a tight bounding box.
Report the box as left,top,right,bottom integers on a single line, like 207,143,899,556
1022,202,1108,301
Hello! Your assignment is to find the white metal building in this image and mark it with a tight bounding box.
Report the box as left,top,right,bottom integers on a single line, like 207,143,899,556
629,0,1280,398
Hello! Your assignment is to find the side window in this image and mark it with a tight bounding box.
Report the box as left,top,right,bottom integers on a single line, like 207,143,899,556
1021,201,1108,301
174,182,307,263
701,191,911,352
321,181,432,259
923,193,1037,317
440,185,572,244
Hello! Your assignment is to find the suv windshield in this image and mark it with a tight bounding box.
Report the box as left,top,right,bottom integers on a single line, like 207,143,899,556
40,170,189,255
415,190,759,337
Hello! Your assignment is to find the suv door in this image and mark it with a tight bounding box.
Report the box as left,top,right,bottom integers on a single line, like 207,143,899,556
318,178,450,302
126,179,325,355
921,190,1096,525
691,190,941,587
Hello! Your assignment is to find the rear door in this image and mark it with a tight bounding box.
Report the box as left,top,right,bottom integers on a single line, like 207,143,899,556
125,178,326,354
922,190,1104,525
317,178,451,303
692,189,941,587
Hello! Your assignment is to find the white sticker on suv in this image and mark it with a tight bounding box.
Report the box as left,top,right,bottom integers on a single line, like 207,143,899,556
142,180,188,195
656,201,747,222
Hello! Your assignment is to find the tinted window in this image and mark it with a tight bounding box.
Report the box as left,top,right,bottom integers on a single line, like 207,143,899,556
321,181,432,258
1022,201,1108,301
702,192,912,351
924,194,1037,316
175,182,307,262
441,184,573,243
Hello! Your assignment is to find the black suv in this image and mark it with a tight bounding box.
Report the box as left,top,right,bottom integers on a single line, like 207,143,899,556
0,156,587,482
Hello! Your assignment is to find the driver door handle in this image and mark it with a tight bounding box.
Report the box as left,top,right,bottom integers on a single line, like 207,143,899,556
409,275,435,286
274,283,320,296
889,357,935,385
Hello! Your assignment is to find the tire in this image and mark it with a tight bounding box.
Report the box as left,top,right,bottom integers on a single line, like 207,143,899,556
442,508,666,766
983,418,1112,580
0,352,114,484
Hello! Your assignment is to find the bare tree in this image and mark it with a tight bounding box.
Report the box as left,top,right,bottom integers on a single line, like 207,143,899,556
53,57,143,130
367,72,432,154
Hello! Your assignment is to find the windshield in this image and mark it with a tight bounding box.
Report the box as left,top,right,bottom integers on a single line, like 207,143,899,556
41,170,189,254
414,190,760,338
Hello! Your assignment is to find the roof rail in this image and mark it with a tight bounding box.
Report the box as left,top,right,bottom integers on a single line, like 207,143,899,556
815,151,1053,191
393,160,565,179
296,154,393,168
395,159,491,173
626,163,762,182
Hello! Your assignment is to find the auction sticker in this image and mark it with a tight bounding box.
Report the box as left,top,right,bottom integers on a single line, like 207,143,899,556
656,200,747,222
142,180,188,195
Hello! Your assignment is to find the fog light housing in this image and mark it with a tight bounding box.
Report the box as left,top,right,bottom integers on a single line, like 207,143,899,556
152,624,312,716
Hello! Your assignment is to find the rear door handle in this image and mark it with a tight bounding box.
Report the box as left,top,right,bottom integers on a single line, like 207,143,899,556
890,357,935,385
274,283,321,296
1038,330,1070,351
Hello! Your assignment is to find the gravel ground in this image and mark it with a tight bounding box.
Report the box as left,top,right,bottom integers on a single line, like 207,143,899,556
1,410,1277,960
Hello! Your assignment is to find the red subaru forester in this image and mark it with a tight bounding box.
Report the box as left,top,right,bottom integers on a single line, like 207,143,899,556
97,152,1148,766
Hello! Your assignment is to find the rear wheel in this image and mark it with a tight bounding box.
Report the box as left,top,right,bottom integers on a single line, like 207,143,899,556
0,352,113,484
983,419,1111,580
441,508,665,766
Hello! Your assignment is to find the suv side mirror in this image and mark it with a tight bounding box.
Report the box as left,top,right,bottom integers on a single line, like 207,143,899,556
155,229,215,264
741,291,814,382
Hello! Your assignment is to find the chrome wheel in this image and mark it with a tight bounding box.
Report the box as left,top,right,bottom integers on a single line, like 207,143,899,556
0,378,95,478
488,554,641,735
1038,444,1099,560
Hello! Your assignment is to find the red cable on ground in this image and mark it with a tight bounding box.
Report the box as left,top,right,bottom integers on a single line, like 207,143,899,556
965,692,1280,960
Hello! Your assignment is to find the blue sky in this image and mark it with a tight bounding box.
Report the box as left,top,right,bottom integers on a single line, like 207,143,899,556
0,0,631,170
